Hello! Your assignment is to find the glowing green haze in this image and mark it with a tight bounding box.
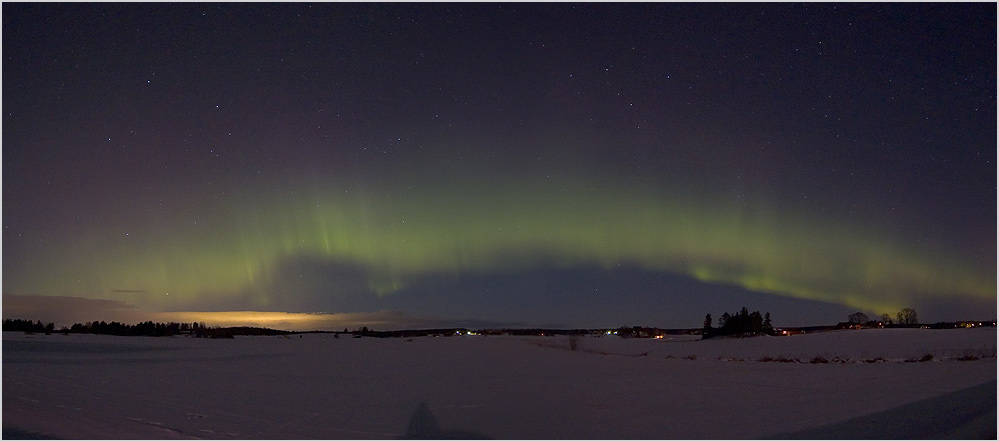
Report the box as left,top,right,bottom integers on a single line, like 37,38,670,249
4,3,995,329
10,170,992,317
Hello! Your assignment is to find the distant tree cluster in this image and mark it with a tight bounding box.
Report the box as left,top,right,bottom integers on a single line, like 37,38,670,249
73,320,184,336
2,318,288,339
879,313,894,325
840,308,920,329
3,319,55,334
702,308,775,339
896,308,918,325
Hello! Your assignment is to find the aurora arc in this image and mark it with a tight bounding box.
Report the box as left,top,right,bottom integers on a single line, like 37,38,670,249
6,168,991,318
5,3,995,328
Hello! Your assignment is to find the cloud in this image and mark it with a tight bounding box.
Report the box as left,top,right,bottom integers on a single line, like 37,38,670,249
3,294,145,326
372,264,865,328
1,294,528,331
150,310,438,331
117,257,872,329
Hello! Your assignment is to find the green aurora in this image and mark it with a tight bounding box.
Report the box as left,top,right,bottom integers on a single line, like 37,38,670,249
6,169,992,317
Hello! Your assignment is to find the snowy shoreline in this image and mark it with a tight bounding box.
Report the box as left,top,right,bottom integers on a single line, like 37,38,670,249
3,328,996,439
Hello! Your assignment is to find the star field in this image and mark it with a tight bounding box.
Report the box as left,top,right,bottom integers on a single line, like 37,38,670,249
3,3,995,327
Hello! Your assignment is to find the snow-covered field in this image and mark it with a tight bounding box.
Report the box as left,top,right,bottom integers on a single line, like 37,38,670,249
3,328,996,439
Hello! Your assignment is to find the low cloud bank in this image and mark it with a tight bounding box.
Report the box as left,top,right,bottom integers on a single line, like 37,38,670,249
3,294,143,326
1,294,514,331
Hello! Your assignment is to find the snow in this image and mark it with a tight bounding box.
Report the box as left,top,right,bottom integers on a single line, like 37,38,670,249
3,328,996,439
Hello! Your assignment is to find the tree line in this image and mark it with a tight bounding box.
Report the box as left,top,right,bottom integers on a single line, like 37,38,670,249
3,319,55,334
702,307,776,339
847,308,919,326
1,318,288,339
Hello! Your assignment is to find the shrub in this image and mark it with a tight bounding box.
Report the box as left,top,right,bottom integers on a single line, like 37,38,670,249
956,347,995,360
906,354,934,363
810,356,829,364
760,356,799,363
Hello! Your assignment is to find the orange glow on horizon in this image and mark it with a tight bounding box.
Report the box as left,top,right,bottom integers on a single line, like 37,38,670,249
148,310,415,331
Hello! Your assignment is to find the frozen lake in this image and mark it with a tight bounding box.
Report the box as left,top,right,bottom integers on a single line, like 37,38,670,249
3,327,996,439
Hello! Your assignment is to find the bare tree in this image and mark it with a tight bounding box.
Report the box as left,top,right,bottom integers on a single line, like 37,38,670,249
897,308,918,325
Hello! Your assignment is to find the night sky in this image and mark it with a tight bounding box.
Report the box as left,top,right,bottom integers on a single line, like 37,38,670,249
4,3,996,329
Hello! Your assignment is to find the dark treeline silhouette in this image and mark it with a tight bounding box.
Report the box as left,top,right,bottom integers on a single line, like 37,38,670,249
2,318,289,339
836,308,929,330
3,319,55,334
223,326,292,336
9,315,992,341
344,326,702,338
702,307,775,339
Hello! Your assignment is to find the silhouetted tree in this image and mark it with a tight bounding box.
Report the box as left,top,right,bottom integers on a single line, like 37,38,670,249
703,314,713,337
2,319,48,333
897,308,918,325
718,313,731,328
749,311,763,333
705,309,776,338
879,313,893,325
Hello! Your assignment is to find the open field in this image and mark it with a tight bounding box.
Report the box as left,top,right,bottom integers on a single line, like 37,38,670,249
3,327,996,439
